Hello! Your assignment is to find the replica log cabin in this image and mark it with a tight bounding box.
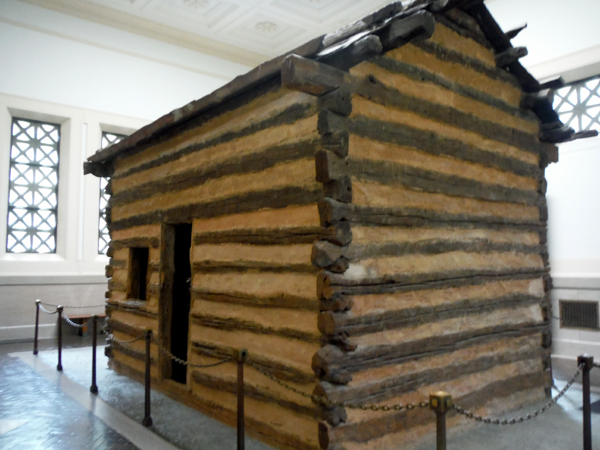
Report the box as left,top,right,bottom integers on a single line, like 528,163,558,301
85,1,596,449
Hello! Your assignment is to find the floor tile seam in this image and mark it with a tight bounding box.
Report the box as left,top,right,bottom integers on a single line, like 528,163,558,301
10,352,180,450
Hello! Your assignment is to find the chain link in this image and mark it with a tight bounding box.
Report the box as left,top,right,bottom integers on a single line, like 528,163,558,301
39,301,105,309
107,333,146,345
62,314,94,329
454,364,584,425
155,341,234,368
38,304,58,314
246,359,429,411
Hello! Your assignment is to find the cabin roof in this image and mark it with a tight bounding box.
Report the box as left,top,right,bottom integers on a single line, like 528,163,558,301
85,0,597,176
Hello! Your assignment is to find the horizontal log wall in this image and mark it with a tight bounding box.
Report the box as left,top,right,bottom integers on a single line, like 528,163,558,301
312,21,553,450
105,84,326,450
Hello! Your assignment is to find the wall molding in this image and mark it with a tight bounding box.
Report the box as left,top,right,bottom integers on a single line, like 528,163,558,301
0,275,106,286
552,276,600,290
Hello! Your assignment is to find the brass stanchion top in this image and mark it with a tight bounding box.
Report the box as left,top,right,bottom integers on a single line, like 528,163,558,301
430,391,453,414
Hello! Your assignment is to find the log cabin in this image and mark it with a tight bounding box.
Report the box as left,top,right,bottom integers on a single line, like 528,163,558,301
84,1,597,449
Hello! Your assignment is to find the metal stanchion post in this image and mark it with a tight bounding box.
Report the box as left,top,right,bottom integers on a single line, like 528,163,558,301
56,306,63,371
430,391,452,450
578,355,594,450
90,315,98,394
142,329,153,427
33,300,40,355
237,349,248,450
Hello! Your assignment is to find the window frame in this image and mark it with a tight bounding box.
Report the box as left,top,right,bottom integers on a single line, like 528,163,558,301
6,116,62,254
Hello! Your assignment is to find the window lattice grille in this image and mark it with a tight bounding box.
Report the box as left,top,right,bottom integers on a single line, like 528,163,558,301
553,75,600,133
98,132,125,255
560,300,599,330
6,118,60,253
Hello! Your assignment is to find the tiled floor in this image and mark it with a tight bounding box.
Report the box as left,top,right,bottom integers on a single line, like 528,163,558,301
0,338,139,450
2,334,600,450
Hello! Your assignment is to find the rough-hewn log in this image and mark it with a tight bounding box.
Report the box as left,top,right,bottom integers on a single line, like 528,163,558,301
443,8,485,37
349,117,540,179
318,110,348,135
322,177,353,204
346,157,540,206
105,265,113,278
318,198,544,230
319,35,383,71
191,290,318,312
538,76,565,90
321,1,405,49
315,150,347,183
281,55,347,96
320,131,349,158
312,345,353,385
191,261,316,274
320,370,546,446
504,23,527,40
193,223,351,246
521,89,553,110
369,54,536,123
314,239,541,271
313,322,545,378
105,303,158,319
111,237,159,249
495,46,528,68
111,186,323,231
191,314,319,344
312,241,349,273
318,292,543,337
412,39,520,88
189,342,315,385
112,141,319,205
434,14,491,49
318,270,547,305
83,161,113,177
315,341,545,404
378,11,435,51
115,99,317,179
191,371,319,419
318,89,352,116
352,76,544,156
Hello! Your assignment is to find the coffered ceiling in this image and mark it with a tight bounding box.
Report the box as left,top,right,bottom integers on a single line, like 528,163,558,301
20,0,396,66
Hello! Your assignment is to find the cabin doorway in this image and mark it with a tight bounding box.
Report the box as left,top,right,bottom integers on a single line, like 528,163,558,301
169,223,192,384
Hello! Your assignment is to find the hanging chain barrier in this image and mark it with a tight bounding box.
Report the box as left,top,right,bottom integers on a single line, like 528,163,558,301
246,358,430,412
107,332,146,345
454,363,584,425
154,339,234,368
39,301,105,309
39,303,59,314
62,314,95,329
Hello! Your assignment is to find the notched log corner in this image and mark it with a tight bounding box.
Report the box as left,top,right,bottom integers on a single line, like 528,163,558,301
312,241,349,273
320,130,349,158
319,88,352,116
313,345,353,385
281,54,347,96
379,11,435,51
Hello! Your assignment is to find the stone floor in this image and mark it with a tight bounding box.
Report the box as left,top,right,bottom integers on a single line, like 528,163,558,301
0,337,139,450
1,333,600,450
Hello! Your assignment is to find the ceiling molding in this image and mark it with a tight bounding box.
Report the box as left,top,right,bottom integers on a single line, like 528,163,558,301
0,15,237,81
18,0,269,67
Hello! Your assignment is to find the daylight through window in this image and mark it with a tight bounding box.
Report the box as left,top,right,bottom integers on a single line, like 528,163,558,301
98,132,125,255
6,118,60,253
553,75,600,133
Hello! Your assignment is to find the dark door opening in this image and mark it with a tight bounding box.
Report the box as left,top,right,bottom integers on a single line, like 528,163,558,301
170,223,192,384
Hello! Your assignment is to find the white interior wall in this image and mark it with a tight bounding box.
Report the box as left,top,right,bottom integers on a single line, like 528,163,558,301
0,1,252,341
